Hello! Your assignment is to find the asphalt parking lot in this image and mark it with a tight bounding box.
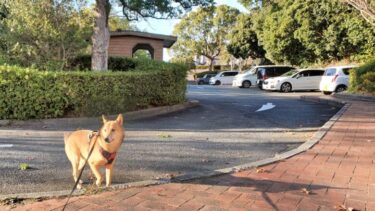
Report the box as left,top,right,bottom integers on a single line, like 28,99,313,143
0,85,340,195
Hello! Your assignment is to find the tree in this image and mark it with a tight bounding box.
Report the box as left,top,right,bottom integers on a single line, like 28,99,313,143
108,16,135,31
344,0,375,26
91,0,214,71
171,5,239,71
238,0,272,8
227,14,266,67
0,0,94,70
250,0,375,66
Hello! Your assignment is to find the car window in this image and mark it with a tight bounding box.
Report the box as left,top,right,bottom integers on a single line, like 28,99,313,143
299,71,309,77
270,67,292,77
282,67,295,73
282,70,299,77
324,68,337,76
342,68,353,75
228,72,239,76
260,67,274,77
222,72,237,76
309,70,324,76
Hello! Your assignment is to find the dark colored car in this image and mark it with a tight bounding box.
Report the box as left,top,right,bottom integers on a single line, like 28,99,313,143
256,66,296,89
196,74,216,85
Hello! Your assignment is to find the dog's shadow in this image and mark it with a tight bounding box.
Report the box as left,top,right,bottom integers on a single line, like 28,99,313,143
175,173,344,211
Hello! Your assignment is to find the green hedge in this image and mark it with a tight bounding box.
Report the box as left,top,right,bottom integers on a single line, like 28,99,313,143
0,63,187,120
349,60,375,95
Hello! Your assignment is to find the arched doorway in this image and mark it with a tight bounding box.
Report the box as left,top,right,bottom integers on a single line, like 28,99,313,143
132,43,154,59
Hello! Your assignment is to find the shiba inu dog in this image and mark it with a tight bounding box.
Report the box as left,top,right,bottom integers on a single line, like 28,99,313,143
64,114,124,189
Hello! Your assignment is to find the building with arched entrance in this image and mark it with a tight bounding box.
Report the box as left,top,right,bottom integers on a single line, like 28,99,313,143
108,30,177,61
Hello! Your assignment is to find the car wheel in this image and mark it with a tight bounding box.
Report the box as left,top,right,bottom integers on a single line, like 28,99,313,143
198,81,204,85
242,81,251,88
215,80,221,85
323,91,332,95
280,82,292,92
335,85,347,93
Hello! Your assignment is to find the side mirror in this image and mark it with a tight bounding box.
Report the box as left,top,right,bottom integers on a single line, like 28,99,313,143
296,74,301,79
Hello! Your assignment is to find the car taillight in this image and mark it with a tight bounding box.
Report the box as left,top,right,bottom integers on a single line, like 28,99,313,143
332,74,338,82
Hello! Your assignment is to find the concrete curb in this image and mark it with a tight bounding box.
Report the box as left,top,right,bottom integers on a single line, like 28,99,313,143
0,97,347,201
333,92,375,102
0,100,199,128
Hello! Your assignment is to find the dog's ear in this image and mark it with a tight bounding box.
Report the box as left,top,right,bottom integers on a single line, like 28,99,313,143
102,115,108,124
116,114,123,126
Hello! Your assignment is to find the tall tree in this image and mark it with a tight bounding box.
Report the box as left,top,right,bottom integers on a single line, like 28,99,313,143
250,0,375,66
0,0,94,70
227,14,266,66
171,5,239,71
91,0,214,71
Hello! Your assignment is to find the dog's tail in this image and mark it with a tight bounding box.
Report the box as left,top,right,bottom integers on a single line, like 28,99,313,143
63,132,72,145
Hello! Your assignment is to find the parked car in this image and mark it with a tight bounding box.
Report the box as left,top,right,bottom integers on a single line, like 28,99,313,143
196,74,216,85
263,68,325,92
319,65,357,95
232,68,257,88
209,71,239,85
256,66,296,89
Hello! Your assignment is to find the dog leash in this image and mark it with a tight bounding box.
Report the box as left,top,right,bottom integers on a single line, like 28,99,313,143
61,131,99,211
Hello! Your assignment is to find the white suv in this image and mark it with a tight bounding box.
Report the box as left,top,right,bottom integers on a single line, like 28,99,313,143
232,68,257,88
319,65,357,95
209,71,239,85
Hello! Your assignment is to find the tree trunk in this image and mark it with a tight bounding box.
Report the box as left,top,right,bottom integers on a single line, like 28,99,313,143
91,0,110,71
208,57,214,71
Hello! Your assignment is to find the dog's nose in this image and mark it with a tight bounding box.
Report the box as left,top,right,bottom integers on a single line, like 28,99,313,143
105,137,110,143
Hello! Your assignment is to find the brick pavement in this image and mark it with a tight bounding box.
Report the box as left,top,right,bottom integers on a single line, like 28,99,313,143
1,100,375,211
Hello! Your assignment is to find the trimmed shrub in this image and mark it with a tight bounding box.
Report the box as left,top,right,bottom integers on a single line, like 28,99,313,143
0,63,187,120
349,60,375,95
68,55,136,71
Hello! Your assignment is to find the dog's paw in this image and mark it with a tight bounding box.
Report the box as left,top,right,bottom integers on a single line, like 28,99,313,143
77,184,82,190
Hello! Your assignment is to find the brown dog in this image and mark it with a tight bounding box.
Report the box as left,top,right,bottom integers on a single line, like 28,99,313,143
64,114,124,188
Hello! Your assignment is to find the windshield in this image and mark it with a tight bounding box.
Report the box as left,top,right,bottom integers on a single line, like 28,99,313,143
243,67,257,75
282,70,299,77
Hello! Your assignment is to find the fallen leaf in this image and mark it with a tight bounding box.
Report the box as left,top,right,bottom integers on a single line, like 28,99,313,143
165,173,175,179
256,168,266,173
18,163,30,171
334,205,346,211
301,188,311,195
158,134,172,139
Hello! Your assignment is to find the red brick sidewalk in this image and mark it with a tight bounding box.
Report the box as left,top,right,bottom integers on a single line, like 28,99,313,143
2,100,375,211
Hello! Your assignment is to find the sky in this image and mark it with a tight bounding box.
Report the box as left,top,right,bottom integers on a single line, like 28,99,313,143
129,0,248,61
134,0,247,35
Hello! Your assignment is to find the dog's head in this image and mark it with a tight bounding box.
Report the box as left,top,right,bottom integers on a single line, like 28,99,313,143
99,114,124,146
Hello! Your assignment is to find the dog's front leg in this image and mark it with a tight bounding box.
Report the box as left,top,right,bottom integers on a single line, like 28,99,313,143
105,164,113,187
89,163,103,187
